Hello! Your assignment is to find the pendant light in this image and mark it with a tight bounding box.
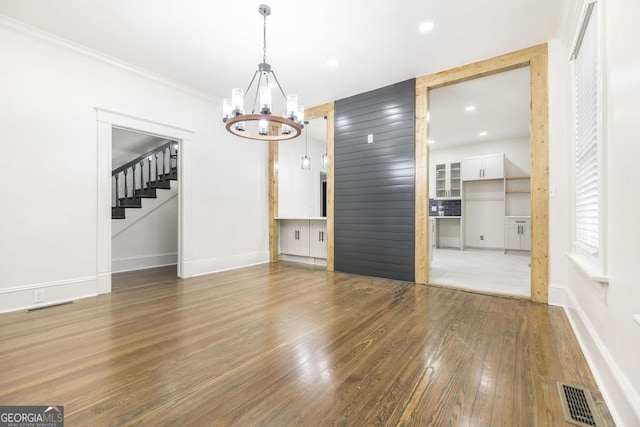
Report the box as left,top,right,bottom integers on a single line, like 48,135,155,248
302,121,311,170
222,4,304,141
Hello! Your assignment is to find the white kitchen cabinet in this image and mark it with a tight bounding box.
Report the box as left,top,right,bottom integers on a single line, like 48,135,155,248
279,220,310,257
278,218,326,260
310,220,327,258
433,162,462,199
462,154,504,181
504,217,531,250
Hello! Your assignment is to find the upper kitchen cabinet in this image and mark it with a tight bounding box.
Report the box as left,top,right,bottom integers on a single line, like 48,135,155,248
462,153,505,181
434,161,461,199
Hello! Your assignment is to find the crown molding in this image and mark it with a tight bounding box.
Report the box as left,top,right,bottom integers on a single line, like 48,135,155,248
0,14,217,103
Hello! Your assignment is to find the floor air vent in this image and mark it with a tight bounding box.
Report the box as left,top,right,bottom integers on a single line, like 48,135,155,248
557,382,601,427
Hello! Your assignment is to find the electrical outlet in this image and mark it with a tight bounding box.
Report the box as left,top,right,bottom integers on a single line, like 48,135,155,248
480,235,484,240
33,289,45,303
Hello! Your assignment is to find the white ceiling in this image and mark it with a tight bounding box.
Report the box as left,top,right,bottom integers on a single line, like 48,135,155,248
429,67,530,149
0,0,563,108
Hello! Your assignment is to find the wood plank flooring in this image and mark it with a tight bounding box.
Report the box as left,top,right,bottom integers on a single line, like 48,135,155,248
0,263,614,426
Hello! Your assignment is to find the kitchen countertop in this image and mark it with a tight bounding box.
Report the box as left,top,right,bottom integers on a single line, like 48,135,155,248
275,217,327,220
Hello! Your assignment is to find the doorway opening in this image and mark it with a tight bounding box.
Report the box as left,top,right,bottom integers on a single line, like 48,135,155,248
111,128,179,276
427,67,532,298
96,108,193,295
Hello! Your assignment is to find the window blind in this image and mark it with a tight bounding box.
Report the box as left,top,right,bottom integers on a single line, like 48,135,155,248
573,3,599,252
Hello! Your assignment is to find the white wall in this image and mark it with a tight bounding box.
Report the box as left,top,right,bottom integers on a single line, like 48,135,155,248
0,19,269,312
112,184,178,273
549,0,640,424
278,125,326,217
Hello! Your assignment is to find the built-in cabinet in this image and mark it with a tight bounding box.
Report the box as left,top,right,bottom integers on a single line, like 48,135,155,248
462,154,504,181
434,162,461,198
277,218,326,263
504,217,531,250
309,221,327,258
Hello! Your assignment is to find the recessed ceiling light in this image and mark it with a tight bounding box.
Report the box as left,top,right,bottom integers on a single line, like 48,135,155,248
428,139,435,144
465,105,476,112
327,59,339,67
479,131,488,136
419,22,434,32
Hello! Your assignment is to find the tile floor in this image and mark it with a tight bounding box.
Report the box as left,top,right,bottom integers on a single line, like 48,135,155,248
429,248,531,297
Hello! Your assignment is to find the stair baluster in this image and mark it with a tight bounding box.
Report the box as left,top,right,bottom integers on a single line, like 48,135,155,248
162,148,166,177
147,157,152,189
132,164,136,197
123,169,128,199
139,160,145,190
114,175,120,207
155,152,159,182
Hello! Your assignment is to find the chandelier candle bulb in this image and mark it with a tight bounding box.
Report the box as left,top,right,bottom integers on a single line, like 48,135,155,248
235,121,245,132
222,98,232,121
259,86,272,114
281,114,292,135
287,94,298,118
258,119,269,136
296,105,305,124
231,88,244,115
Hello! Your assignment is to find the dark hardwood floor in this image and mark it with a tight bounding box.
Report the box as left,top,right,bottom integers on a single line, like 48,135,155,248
0,263,614,426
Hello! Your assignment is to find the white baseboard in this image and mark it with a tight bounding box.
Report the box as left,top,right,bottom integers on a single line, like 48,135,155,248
111,253,177,273
0,276,98,314
183,251,270,278
564,288,640,426
548,283,567,306
280,254,327,267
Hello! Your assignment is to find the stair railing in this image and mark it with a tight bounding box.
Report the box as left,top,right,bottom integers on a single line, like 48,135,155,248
112,140,177,209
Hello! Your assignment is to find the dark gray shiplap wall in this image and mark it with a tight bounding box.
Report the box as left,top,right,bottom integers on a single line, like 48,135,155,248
334,79,415,282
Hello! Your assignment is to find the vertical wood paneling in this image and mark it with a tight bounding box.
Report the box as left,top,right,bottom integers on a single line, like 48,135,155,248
304,102,335,270
415,86,428,284
268,124,279,263
326,108,335,271
529,53,549,303
334,80,415,282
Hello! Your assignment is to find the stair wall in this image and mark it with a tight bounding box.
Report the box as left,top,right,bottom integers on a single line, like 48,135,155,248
112,182,178,273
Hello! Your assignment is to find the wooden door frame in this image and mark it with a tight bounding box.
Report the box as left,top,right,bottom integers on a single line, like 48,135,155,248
268,102,335,270
415,43,549,303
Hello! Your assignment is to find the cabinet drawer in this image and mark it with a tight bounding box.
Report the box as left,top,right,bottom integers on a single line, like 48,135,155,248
505,217,530,226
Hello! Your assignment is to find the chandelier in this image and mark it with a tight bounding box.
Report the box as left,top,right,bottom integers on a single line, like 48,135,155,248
222,4,304,141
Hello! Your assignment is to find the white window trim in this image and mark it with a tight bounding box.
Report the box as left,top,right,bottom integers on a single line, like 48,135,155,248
568,0,609,284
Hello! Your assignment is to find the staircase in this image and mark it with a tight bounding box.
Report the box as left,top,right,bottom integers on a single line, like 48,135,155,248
112,140,178,219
